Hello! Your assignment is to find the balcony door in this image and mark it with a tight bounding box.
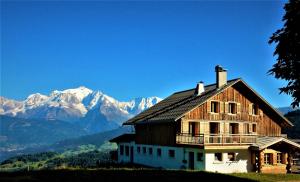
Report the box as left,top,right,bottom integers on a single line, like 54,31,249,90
189,122,199,136
229,123,239,134
209,122,220,134
209,122,220,143
229,123,239,143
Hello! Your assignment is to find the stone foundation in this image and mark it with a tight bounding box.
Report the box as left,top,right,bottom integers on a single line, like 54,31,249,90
261,165,286,174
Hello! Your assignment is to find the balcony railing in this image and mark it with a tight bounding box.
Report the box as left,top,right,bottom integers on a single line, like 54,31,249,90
176,133,257,145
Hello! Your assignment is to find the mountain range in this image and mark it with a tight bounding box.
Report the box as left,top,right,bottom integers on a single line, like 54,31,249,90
0,86,161,133
0,86,161,161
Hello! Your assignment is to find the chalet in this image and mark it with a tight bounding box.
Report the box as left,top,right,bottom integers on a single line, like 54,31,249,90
110,65,300,173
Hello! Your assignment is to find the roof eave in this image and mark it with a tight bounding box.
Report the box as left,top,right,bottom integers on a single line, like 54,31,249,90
238,80,293,127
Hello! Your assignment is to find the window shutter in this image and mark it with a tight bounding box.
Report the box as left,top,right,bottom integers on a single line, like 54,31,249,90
282,153,287,164
204,122,209,135
238,123,243,134
248,104,252,115
259,109,263,117
220,101,224,113
220,122,224,134
237,103,241,114
249,123,252,133
207,101,211,113
270,153,274,165
224,123,229,134
224,102,228,113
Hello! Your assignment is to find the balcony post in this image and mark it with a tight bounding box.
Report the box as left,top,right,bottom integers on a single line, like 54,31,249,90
258,150,264,173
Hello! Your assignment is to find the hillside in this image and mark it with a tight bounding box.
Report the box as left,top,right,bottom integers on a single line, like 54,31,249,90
0,143,116,171
277,106,298,114
48,126,132,152
0,115,87,148
0,124,131,162
283,110,300,139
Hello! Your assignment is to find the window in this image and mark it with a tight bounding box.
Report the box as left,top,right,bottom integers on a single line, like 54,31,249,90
149,147,153,155
197,153,203,161
228,152,236,161
137,146,141,154
243,123,250,134
277,153,282,164
125,146,129,156
143,147,146,154
264,153,271,165
169,150,175,158
214,153,222,162
252,124,257,133
211,101,219,113
120,145,124,155
157,148,162,157
229,103,237,114
252,104,259,115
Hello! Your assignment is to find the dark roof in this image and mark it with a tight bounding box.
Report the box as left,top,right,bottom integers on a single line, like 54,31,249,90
124,78,292,127
124,78,240,124
109,134,135,143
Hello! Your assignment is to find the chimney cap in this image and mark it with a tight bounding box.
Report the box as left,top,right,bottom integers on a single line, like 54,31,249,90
215,65,227,72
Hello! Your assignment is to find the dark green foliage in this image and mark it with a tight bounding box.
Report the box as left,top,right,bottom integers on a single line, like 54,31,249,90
1,152,58,165
45,150,113,169
0,148,119,170
268,0,300,108
283,110,300,138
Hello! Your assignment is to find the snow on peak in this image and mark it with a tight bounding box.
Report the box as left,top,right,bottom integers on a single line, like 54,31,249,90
124,96,162,115
25,93,49,107
0,86,162,131
0,97,24,116
60,86,92,97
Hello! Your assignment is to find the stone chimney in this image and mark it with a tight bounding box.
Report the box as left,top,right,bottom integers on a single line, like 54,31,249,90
195,81,205,96
215,65,227,88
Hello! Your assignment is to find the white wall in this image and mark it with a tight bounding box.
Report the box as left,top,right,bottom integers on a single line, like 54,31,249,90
205,149,253,173
117,142,205,170
117,143,253,173
117,142,135,163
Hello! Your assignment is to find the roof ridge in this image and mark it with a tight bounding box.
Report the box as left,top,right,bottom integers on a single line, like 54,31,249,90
173,78,240,94
143,89,216,122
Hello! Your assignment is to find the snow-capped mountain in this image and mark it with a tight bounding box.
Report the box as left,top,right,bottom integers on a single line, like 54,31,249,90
0,86,162,133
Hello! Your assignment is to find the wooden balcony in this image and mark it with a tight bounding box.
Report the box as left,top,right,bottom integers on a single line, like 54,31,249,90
176,133,257,145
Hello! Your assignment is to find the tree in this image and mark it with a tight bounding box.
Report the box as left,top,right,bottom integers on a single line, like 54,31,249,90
268,0,300,108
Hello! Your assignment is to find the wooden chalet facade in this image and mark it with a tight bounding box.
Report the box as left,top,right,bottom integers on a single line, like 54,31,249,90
110,65,300,173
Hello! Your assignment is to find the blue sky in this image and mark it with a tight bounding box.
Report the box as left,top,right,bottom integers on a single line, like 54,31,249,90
1,1,292,107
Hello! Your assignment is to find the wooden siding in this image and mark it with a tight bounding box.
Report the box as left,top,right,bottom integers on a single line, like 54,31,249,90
185,87,281,136
135,123,176,146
